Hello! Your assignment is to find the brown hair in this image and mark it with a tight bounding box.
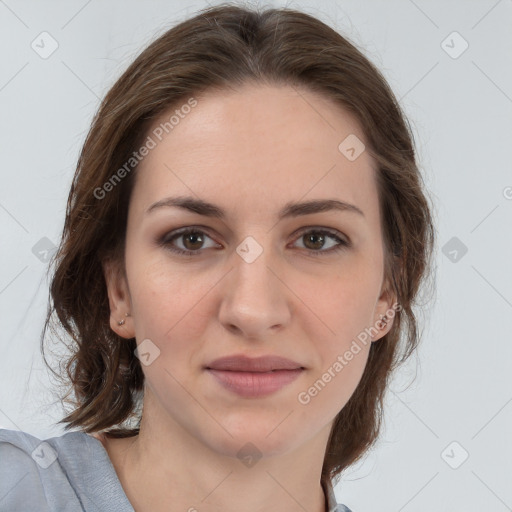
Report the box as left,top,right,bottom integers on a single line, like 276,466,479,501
41,2,436,485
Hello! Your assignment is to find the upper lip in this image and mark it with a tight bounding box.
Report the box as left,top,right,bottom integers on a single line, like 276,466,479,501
205,355,304,372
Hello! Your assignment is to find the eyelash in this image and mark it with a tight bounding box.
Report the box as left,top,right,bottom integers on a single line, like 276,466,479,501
158,226,351,257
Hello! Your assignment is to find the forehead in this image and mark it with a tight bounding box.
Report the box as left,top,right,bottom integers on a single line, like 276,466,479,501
131,84,379,226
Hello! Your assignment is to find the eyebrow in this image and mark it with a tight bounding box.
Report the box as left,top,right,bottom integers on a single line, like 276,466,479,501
146,195,365,220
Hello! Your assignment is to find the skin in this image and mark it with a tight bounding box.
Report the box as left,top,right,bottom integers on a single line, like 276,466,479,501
100,83,396,512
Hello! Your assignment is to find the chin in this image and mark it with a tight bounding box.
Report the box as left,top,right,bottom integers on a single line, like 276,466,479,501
202,414,303,458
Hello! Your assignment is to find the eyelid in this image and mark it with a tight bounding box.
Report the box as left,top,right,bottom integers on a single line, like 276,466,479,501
158,225,351,256
291,226,350,245
159,226,221,251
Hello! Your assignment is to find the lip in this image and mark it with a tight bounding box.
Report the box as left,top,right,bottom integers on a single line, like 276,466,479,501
205,355,304,372
205,355,305,398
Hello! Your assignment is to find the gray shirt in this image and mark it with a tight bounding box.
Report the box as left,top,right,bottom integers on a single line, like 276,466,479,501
0,428,352,511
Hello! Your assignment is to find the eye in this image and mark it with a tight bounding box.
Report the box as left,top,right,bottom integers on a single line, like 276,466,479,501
291,227,350,256
159,227,220,256
158,226,350,257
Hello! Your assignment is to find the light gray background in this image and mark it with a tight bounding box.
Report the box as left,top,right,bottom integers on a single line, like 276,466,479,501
1,0,511,510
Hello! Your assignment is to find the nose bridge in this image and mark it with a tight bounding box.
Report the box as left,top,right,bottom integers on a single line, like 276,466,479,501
234,243,275,298
218,235,290,336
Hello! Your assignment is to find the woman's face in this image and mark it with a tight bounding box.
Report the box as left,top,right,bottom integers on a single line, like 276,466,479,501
106,83,395,457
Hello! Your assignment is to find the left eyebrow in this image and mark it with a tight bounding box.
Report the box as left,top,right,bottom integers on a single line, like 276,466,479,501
146,195,365,220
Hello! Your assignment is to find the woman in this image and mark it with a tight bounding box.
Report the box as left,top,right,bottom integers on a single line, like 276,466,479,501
0,3,435,511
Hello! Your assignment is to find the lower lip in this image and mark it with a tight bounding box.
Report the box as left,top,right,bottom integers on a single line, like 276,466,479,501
206,368,304,398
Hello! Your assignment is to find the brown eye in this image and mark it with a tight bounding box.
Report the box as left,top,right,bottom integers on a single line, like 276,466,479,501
303,232,326,250
293,228,350,256
181,231,205,250
159,226,350,257
160,228,219,256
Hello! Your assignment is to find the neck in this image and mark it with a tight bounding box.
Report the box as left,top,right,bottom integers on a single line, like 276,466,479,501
101,393,333,512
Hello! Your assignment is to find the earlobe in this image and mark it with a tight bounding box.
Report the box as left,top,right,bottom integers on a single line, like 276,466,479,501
102,259,135,339
371,281,398,342
372,313,392,342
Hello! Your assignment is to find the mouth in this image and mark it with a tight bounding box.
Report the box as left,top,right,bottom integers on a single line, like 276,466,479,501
205,368,304,398
204,354,305,397
205,354,304,372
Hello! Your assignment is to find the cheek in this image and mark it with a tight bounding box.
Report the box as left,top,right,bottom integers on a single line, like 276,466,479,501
301,263,379,405
298,284,373,420
126,250,217,358
299,352,369,415
310,262,381,346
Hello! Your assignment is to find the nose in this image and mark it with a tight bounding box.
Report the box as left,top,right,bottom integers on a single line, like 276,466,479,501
218,247,292,340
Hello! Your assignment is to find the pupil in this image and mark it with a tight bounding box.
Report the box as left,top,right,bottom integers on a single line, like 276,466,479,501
306,233,324,250
185,232,203,249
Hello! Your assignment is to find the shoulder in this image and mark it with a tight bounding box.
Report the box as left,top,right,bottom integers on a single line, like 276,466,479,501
0,428,87,510
0,427,126,511
0,426,94,470
0,427,58,483
0,428,135,511
0,429,59,509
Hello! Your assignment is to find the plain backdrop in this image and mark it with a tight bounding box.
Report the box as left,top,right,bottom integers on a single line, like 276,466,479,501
0,0,511,510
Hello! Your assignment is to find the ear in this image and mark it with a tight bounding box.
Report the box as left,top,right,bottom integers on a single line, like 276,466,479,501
371,275,399,343
102,258,135,339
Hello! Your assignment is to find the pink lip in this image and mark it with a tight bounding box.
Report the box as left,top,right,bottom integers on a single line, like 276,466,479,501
205,355,305,398
206,368,304,397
